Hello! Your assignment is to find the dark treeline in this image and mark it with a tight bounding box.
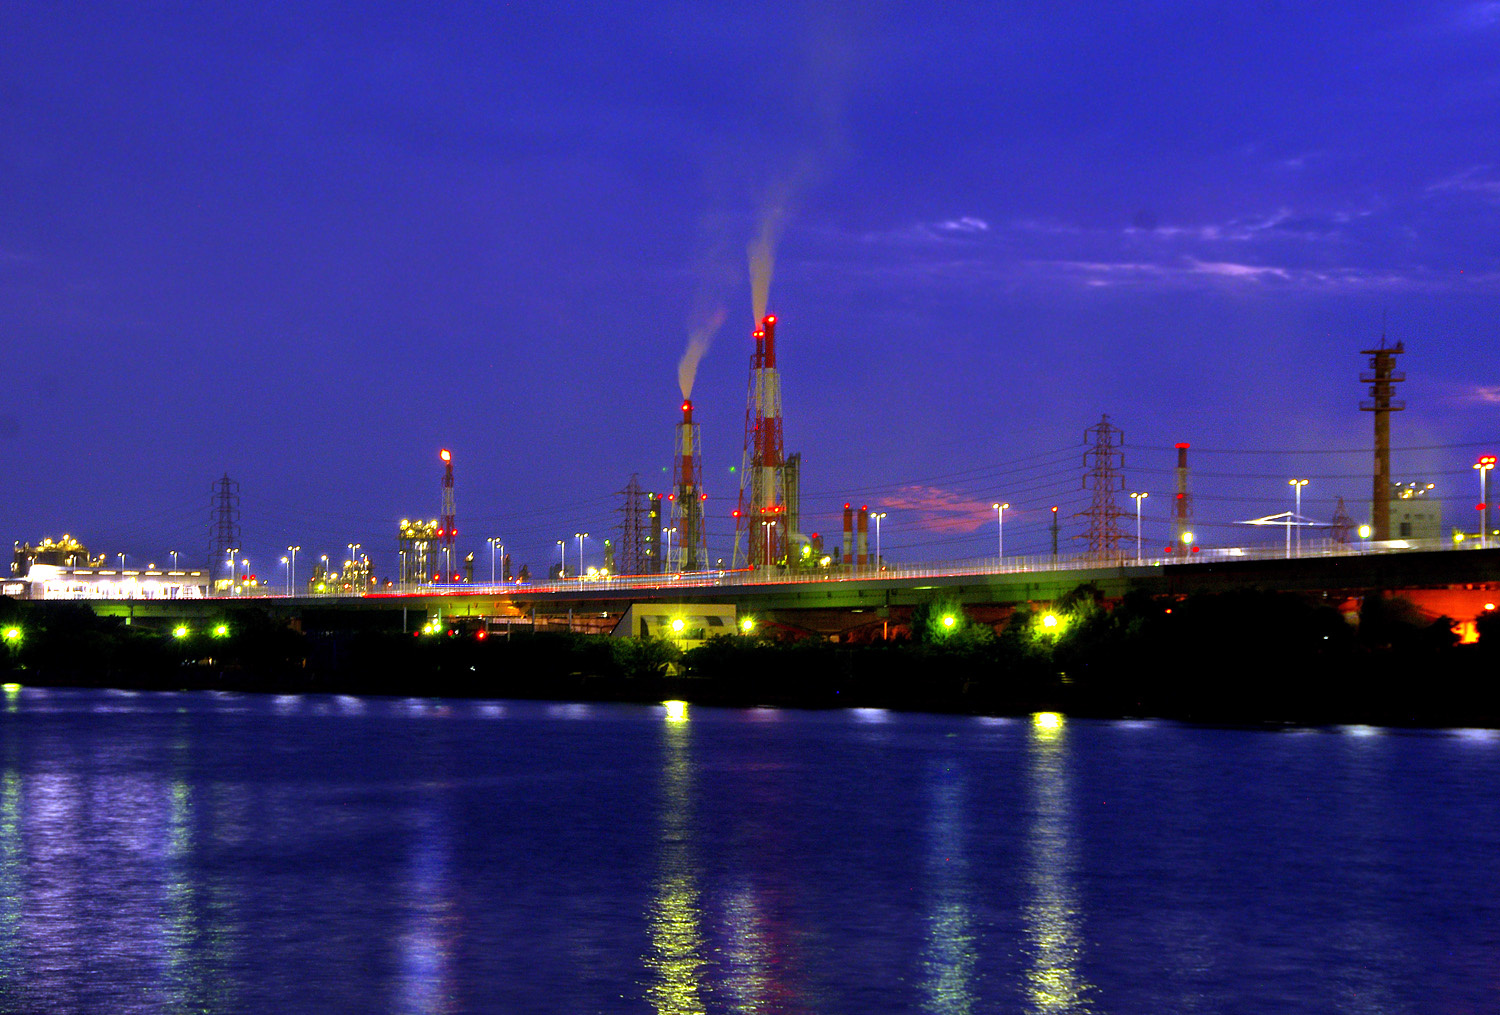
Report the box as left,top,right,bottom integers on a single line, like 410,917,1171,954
2,588,1497,727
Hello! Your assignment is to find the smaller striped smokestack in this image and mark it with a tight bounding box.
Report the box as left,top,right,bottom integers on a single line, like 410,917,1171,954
673,399,705,572
857,505,869,571
843,503,853,566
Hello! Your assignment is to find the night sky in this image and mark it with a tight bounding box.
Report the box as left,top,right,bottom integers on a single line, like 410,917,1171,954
3,2,1497,579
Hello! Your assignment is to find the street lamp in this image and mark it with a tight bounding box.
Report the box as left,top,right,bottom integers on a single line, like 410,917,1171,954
1476,456,1496,548
169,550,179,570
488,537,501,584
1129,492,1147,564
871,512,886,570
664,527,677,573
992,502,1009,565
557,540,566,579
575,533,588,578
226,547,239,594
762,521,772,568
1288,479,1308,558
118,552,126,572
280,555,290,595
287,546,299,594
240,559,250,593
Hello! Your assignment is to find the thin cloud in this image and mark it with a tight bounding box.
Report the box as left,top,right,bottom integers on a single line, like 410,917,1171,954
1471,385,1500,404
860,217,992,244
1427,165,1500,200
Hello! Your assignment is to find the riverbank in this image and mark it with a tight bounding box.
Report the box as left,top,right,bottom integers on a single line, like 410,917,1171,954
3,588,1497,727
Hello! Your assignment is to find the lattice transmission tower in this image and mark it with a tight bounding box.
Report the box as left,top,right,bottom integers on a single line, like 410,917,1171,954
209,473,240,578
617,474,651,576
1078,415,1126,560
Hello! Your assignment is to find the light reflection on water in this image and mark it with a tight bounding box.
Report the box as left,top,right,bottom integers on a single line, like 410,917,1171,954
0,691,1496,1013
919,760,976,1014
645,701,707,1015
1024,711,1094,1014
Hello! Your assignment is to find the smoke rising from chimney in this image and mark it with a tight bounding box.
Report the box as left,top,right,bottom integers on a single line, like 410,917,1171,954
748,190,789,324
678,305,726,399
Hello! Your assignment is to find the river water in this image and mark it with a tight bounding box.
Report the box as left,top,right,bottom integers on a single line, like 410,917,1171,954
1,685,1497,1013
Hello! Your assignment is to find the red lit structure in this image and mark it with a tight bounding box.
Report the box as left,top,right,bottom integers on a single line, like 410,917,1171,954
439,449,457,582
735,314,787,568
671,400,707,571
1171,442,1196,553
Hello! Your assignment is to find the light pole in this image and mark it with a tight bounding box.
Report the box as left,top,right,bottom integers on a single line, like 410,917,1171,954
226,547,238,594
575,533,587,578
169,550,179,570
280,555,290,595
1476,456,1495,548
762,521,772,568
240,558,250,591
287,546,299,594
118,552,126,572
557,540,566,579
488,537,500,584
871,512,886,570
1288,479,1308,557
664,527,677,573
1129,492,1147,564
992,502,1009,565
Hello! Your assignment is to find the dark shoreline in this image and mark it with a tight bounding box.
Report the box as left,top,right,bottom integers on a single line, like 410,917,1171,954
4,587,1498,730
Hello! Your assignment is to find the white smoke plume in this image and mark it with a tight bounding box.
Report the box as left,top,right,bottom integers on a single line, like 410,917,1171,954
678,305,727,399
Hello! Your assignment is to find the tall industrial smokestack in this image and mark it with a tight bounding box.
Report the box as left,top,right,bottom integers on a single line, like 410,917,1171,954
735,314,788,568
672,399,706,572
843,503,853,566
440,449,456,583
1172,443,1193,553
1360,340,1405,541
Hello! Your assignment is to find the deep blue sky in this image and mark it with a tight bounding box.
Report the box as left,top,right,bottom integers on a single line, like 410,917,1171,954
3,2,1497,577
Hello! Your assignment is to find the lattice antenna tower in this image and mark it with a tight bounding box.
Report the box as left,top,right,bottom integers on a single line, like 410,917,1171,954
1078,414,1126,559
733,314,786,568
209,473,240,576
1330,496,1355,545
617,474,650,576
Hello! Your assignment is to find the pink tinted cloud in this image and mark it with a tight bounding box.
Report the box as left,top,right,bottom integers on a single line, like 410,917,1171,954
878,485,997,533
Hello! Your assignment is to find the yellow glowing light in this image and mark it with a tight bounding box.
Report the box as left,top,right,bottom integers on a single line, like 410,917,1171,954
1358,524,1372,539
663,700,689,723
172,626,189,639
1033,711,1063,730
1181,531,1194,544
740,618,754,633
1486,603,1496,611
2,683,20,694
1042,614,1058,629
671,618,685,633
1,627,19,643
213,624,229,637
941,615,957,629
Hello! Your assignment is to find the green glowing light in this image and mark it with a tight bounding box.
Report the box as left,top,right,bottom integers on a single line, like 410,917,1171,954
213,624,229,637
172,626,189,639
941,615,956,629
1,627,19,643
1042,614,1058,629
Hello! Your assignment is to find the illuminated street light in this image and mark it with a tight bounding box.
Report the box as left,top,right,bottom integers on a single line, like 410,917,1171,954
1358,524,1372,540
575,533,588,579
287,546,299,595
213,624,229,638
118,552,126,572
488,537,503,584
762,521,772,568
172,625,189,639
557,540,566,579
281,555,291,596
664,527,677,574
1475,456,1495,548
871,512,886,571
992,502,1009,565
226,547,239,595
1288,479,1309,557
740,617,755,633
2,627,21,643
169,550,179,569
1129,492,1148,564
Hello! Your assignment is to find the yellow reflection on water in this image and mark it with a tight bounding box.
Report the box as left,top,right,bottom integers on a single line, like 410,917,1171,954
1024,712,1095,1013
645,707,706,1014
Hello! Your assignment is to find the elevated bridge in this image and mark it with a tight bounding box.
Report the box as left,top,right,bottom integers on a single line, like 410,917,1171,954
76,542,1500,640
